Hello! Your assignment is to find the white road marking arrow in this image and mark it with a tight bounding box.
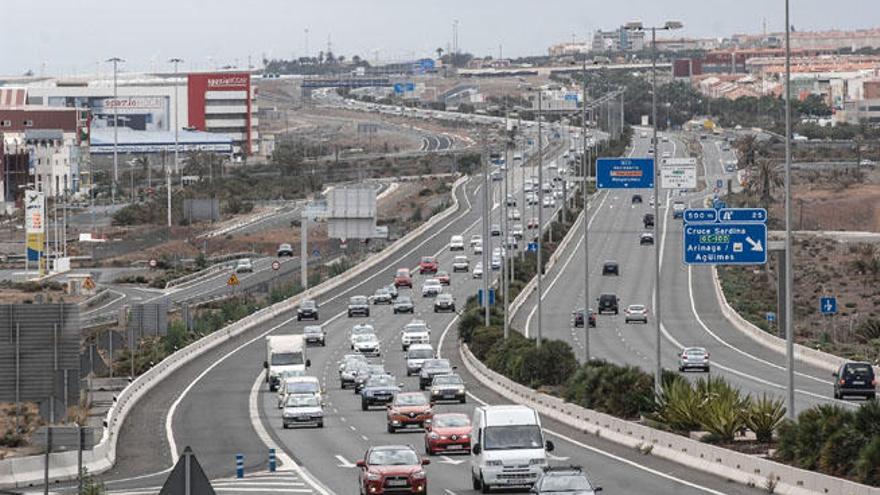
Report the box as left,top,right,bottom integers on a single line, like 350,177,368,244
745,237,763,252
440,456,466,465
547,453,570,461
335,455,357,468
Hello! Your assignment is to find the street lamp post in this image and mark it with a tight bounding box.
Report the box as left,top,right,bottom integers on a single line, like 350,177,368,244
783,0,795,419
536,89,544,348
168,58,183,228
627,20,683,395
106,57,124,204
581,60,591,364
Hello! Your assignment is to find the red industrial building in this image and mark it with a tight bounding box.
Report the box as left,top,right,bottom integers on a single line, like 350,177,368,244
187,72,257,156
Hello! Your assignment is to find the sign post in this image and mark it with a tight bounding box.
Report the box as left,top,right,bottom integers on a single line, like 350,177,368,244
25,190,45,275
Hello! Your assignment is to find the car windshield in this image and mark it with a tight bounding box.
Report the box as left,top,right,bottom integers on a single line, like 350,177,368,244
396,394,428,406
455,256,468,262
421,257,435,263
285,395,319,408
845,364,873,376
630,305,645,312
686,349,706,356
352,325,374,335
432,375,462,386
286,382,318,394
539,475,593,491
423,359,450,370
304,327,321,334
366,376,395,387
408,349,434,359
350,296,367,304
375,288,389,295
425,280,440,287
396,269,409,277
433,415,469,428
397,296,412,304
368,449,419,466
353,334,376,343
300,301,316,309
483,425,543,450
279,369,306,379
271,352,304,366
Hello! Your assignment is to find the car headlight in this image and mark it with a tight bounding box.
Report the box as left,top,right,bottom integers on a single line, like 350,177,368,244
529,458,546,465
411,470,426,480
460,434,469,439
457,388,465,394
366,473,382,481
282,412,294,419
485,460,503,467
312,411,324,417
429,432,440,440
432,389,440,395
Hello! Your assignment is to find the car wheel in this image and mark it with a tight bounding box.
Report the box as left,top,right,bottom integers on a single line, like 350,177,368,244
678,367,684,372
317,421,324,428
425,444,433,456
833,390,840,400
348,311,352,317
472,473,482,490
365,311,370,317
419,383,425,391
282,424,287,429
321,341,326,347
297,316,301,321
361,400,369,411
481,476,491,493
387,424,395,434
434,308,438,313
460,396,466,404
869,392,876,400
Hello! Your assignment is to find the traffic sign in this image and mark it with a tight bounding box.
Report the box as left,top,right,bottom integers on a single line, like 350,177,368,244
405,82,415,92
683,223,767,265
712,198,727,210
83,277,96,290
478,288,496,307
227,273,240,286
393,83,404,94
683,209,718,223
660,158,697,189
766,312,776,323
820,297,838,315
718,208,767,223
271,260,281,271
149,258,158,269
312,248,321,258
716,179,724,189
527,242,538,252
596,158,654,189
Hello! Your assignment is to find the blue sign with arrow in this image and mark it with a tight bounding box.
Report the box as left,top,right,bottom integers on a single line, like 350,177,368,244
596,158,654,189
820,296,837,315
718,208,767,223
527,242,538,252
393,83,404,94
766,312,776,323
478,288,496,307
684,207,768,265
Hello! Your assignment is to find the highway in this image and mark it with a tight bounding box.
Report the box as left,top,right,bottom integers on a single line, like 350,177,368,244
516,129,856,417
81,127,766,495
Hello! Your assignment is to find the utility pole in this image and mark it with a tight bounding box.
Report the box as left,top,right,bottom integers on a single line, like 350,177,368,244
536,89,544,347
107,57,124,204
503,113,511,340
581,61,591,363
170,58,184,182
481,132,490,326
784,0,796,419
301,211,309,290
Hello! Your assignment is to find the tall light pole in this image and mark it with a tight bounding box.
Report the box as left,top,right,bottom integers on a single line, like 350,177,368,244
106,57,124,204
481,132,491,326
535,88,545,348
783,0,795,419
627,20,682,395
168,58,183,228
581,60,591,363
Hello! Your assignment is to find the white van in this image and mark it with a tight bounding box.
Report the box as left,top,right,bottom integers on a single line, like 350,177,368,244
450,235,465,251
470,405,554,491
405,343,435,376
264,335,310,391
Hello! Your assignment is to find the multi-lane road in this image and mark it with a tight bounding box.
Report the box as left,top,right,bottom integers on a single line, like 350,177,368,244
517,130,853,416
78,127,769,495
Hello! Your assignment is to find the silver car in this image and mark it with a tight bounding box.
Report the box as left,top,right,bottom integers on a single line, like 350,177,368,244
679,347,710,372
281,393,324,428
624,304,648,324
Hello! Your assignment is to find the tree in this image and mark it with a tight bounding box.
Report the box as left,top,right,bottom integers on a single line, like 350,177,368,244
436,47,444,60
735,135,760,169
746,157,783,211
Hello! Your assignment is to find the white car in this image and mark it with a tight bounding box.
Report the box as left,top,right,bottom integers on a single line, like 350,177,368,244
542,196,556,208
473,240,483,254
234,258,254,273
401,321,431,351
491,255,502,270
511,223,524,239
450,235,465,251
508,209,521,221
493,246,506,258
452,255,469,272
473,262,484,279
349,324,375,349
277,376,322,409
351,333,381,356
422,278,443,297
624,304,649,324
470,234,482,247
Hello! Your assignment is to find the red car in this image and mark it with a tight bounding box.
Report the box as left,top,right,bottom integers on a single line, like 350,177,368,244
424,413,472,455
435,271,450,286
394,268,412,288
357,445,429,494
387,392,433,432
527,217,540,229
419,256,438,274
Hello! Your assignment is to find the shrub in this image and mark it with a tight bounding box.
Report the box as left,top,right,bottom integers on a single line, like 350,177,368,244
745,394,787,443
855,435,880,486
510,339,578,388
652,377,703,432
562,360,655,419
776,404,853,471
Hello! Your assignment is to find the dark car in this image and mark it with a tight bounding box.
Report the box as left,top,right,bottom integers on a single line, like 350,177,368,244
354,364,387,394
433,293,456,313
429,374,466,403
643,213,655,228
597,294,619,315
360,374,400,410
303,325,326,346
571,308,596,328
348,295,370,317
372,287,394,305
393,295,415,314
601,261,619,276
833,362,877,400
297,299,319,321
419,359,454,390
533,466,602,494
631,194,643,204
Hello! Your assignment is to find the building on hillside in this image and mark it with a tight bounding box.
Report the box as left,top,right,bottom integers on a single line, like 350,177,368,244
592,27,645,52
653,37,721,52
841,98,880,125
548,42,592,57
732,28,880,52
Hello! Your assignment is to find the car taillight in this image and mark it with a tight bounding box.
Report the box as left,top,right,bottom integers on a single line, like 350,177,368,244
839,379,846,385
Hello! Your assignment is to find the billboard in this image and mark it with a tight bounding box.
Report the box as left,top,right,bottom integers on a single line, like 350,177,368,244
24,190,45,270
47,95,170,131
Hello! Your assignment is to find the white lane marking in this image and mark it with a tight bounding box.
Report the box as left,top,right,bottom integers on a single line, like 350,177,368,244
349,425,357,431
335,454,357,468
444,490,458,495
439,456,465,465
214,488,312,493
360,435,369,442
81,288,127,315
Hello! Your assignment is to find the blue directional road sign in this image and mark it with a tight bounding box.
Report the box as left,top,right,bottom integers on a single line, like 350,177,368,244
683,208,718,223
596,158,654,189
478,288,496,307
393,83,404,94
716,179,724,189
527,242,539,252
312,248,321,258
405,82,416,91
766,312,776,323
712,198,727,210
718,208,767,223
820,297,838,315
683,222,768,265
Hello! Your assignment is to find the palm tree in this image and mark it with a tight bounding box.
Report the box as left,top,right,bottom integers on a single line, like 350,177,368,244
747,157,783,211
735,134,759,169
436,47,444,60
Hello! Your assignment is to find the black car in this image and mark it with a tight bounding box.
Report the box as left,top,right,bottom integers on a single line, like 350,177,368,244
602,261,619,276
534,466,602,494
360,374,400,410
393,295,415,314
631,194,643,204
571,308,596,328
643,213,655,228
297,300,319,321
303,325,326,346
597,294,619,315
833,362,877,400
348,296,370,317
419,359,454,390
434,293,456,313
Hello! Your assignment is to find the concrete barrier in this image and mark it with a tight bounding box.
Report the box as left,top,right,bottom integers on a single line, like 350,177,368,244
460,344,880,495
711,267,880,376
0,174,468,489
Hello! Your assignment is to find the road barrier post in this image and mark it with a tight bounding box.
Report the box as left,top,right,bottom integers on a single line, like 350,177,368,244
268,449,276,473
235,454,244,479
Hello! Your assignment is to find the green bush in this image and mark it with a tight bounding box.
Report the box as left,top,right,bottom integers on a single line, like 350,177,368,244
856,436,880,485
651,376,703,431
745,394,787,443
562,360,655,419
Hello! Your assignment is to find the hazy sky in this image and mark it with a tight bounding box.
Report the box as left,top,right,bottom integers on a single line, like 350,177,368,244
3,0,880,76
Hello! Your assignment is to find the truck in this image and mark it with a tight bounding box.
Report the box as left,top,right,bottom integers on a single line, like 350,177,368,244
470,405,555,492
264,335,310,392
